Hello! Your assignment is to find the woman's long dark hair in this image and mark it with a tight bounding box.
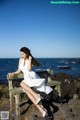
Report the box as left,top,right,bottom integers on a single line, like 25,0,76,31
20,47,40,66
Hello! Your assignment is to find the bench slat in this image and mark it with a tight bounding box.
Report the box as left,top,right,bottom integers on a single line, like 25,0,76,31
47,81,61,86
9,87,23,94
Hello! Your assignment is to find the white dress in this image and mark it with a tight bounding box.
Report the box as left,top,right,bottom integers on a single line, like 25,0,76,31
19,59,53,94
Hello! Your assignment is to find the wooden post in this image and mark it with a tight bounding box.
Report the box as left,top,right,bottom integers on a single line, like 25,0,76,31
7,75,13,112
9,90,14,112
47,69,53,75
55,84,61,97
48,76,51,82
14,94,20,120
57,84,61,97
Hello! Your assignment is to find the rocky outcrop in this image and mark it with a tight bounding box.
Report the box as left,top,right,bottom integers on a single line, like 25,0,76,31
54,103,73,120
24,97,80,120
53,98,80,120
68,98,80,120
1,72,80,120
51,72,80,101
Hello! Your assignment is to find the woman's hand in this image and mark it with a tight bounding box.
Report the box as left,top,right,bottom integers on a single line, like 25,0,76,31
29,56,32,62
8,72,15,78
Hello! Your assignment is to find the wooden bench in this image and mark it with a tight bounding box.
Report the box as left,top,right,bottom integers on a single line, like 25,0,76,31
7,73,24,120
7,69,61,120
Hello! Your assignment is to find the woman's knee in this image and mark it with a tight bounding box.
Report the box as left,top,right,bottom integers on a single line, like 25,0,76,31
20,82,27,93
20,81,26,88
20,81,29,89
20,81,23,87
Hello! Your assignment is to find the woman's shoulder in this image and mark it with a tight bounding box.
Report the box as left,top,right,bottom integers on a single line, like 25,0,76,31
19,58,23,64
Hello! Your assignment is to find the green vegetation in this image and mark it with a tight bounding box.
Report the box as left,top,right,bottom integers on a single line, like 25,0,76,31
0,85,9,98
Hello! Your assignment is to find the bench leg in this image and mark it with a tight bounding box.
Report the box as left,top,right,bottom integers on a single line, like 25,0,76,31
14,94,20,120
9,92,14,113
57,85,61,97
55,85,61,97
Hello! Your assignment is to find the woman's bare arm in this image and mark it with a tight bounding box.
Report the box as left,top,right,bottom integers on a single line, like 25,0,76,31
27,56,32,71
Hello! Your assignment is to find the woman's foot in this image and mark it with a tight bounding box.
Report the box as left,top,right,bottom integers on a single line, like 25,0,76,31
36,94,41,105
42,110,48,117
40,105,48,117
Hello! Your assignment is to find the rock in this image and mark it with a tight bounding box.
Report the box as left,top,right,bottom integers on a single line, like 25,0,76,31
72,115,80,120
61,81,77,101
24,104,51,120
75,81,80,88
68,98,80,120
24,104,40,120
76,88,80,99
51,72,72,82
73,94,78,99
54,103,73,120
76,75,80,81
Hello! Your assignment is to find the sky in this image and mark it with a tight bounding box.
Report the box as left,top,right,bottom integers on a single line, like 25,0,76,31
0,0,80,58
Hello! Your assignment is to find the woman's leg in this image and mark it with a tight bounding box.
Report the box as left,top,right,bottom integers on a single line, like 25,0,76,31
24,89,46,116
20,81,40,103
20,82,46,117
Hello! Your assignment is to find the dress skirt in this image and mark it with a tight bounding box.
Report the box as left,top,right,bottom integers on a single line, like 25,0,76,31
22,71,53,94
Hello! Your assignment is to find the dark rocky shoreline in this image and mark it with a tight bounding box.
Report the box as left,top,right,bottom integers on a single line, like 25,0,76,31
0,72,80,120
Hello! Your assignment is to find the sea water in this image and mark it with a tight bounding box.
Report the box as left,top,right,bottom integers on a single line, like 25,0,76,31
0,58,80,84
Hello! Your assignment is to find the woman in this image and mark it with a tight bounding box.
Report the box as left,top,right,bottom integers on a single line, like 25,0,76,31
8,47,53,117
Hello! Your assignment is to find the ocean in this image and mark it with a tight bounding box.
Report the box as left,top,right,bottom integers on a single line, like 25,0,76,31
0,58,80,84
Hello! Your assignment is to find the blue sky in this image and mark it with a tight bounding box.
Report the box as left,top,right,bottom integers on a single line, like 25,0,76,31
0,0,80,58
